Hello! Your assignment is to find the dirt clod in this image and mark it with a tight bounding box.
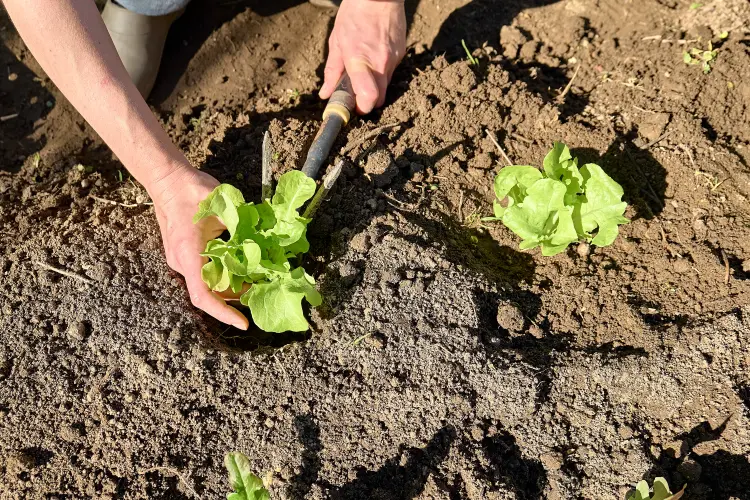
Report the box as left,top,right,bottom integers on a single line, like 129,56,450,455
440,62,478,94
496,302,526,333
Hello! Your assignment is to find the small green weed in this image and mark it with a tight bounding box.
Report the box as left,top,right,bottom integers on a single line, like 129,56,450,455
461,39,479,66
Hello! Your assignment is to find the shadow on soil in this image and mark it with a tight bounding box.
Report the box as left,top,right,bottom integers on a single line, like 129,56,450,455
0,43,54,172
646,419,750,500
572,128,667,220
287,417,548,499
474,419,547,499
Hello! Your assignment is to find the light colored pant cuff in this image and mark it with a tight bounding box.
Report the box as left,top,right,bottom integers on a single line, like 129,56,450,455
115,0,191,16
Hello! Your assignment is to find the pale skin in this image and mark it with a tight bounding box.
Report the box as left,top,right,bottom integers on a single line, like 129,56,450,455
2,0,406,329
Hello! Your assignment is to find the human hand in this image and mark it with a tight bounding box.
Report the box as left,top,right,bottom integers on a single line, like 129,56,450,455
319,0,406,114
150,166,250,330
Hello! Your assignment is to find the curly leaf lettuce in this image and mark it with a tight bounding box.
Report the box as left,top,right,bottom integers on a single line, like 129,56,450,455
489,142,628,255
194,171,320,332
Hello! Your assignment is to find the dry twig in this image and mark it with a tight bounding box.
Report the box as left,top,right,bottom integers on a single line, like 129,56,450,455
486,130,513,166
89,195,152,208
33,261,94,285
261,130,273,201
720,249,730,284
557,64,581,102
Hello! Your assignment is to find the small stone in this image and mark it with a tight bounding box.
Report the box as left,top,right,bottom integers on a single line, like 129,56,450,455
80,179,90,189
496,302,525,333
95,179,103,188
349,233,372,253
68,322,87,341
264,418,275,429
365,198,377,210
528,324,544,339
7,73,17,82
577,242,591,258
540,453,562,471
742,259,750,273
673,259,691,273
389,377,399,388
135,195,146,204
364,333,385,349
470,425,484,442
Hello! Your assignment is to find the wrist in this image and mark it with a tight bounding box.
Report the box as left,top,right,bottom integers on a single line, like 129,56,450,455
143,155,196,205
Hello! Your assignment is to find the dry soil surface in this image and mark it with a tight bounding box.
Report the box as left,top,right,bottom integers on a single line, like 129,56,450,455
1,0,750,499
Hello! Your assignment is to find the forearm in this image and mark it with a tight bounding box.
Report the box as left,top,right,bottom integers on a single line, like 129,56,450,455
2,0,188,196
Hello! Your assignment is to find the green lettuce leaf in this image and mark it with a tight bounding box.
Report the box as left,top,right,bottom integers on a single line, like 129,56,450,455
271,170,316,220
579,164,629,246
225,452,270,500
493,165,543,217
488,142,629,255
502,178,566,249
202,258,230,292
240,268,321,333
194,184,245,237
195,172,321,332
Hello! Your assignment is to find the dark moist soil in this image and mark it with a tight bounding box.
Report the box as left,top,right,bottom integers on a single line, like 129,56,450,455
1,0,750,499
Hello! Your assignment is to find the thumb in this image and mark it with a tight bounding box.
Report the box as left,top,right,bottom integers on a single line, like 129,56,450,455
345,56,380,115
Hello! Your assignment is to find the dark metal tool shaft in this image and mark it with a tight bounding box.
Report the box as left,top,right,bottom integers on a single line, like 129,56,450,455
300,73,356,179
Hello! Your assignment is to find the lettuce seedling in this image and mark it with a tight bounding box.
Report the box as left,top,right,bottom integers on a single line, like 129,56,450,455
225,452,271,500
626,477,685,500
194,171,322,332
486,142,628,256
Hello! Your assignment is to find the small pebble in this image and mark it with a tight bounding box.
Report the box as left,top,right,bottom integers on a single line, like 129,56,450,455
8,73,17,82
577,242,591,258
68,322,86,341
264,418,275,429
81,179,90,189
673,259,691,273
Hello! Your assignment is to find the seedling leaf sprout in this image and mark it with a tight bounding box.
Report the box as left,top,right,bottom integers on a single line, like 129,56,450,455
625,477,685,500
195,171,322,332
225,452,271,500
462,39,479,66
683,41,719,74
485,142,628,256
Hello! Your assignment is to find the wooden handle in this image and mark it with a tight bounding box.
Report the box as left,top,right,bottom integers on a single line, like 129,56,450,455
323,73,355,125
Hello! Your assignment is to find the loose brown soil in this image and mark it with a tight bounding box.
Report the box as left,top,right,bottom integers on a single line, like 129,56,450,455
1,0,749,499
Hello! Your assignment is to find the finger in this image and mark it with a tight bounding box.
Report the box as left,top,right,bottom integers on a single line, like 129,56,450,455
345,56,380,115
186,272,250,330
320,34,345,100
178,248,250,330
375,71,389,109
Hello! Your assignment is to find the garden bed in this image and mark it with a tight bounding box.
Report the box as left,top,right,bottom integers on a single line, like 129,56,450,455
0,0,749,498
